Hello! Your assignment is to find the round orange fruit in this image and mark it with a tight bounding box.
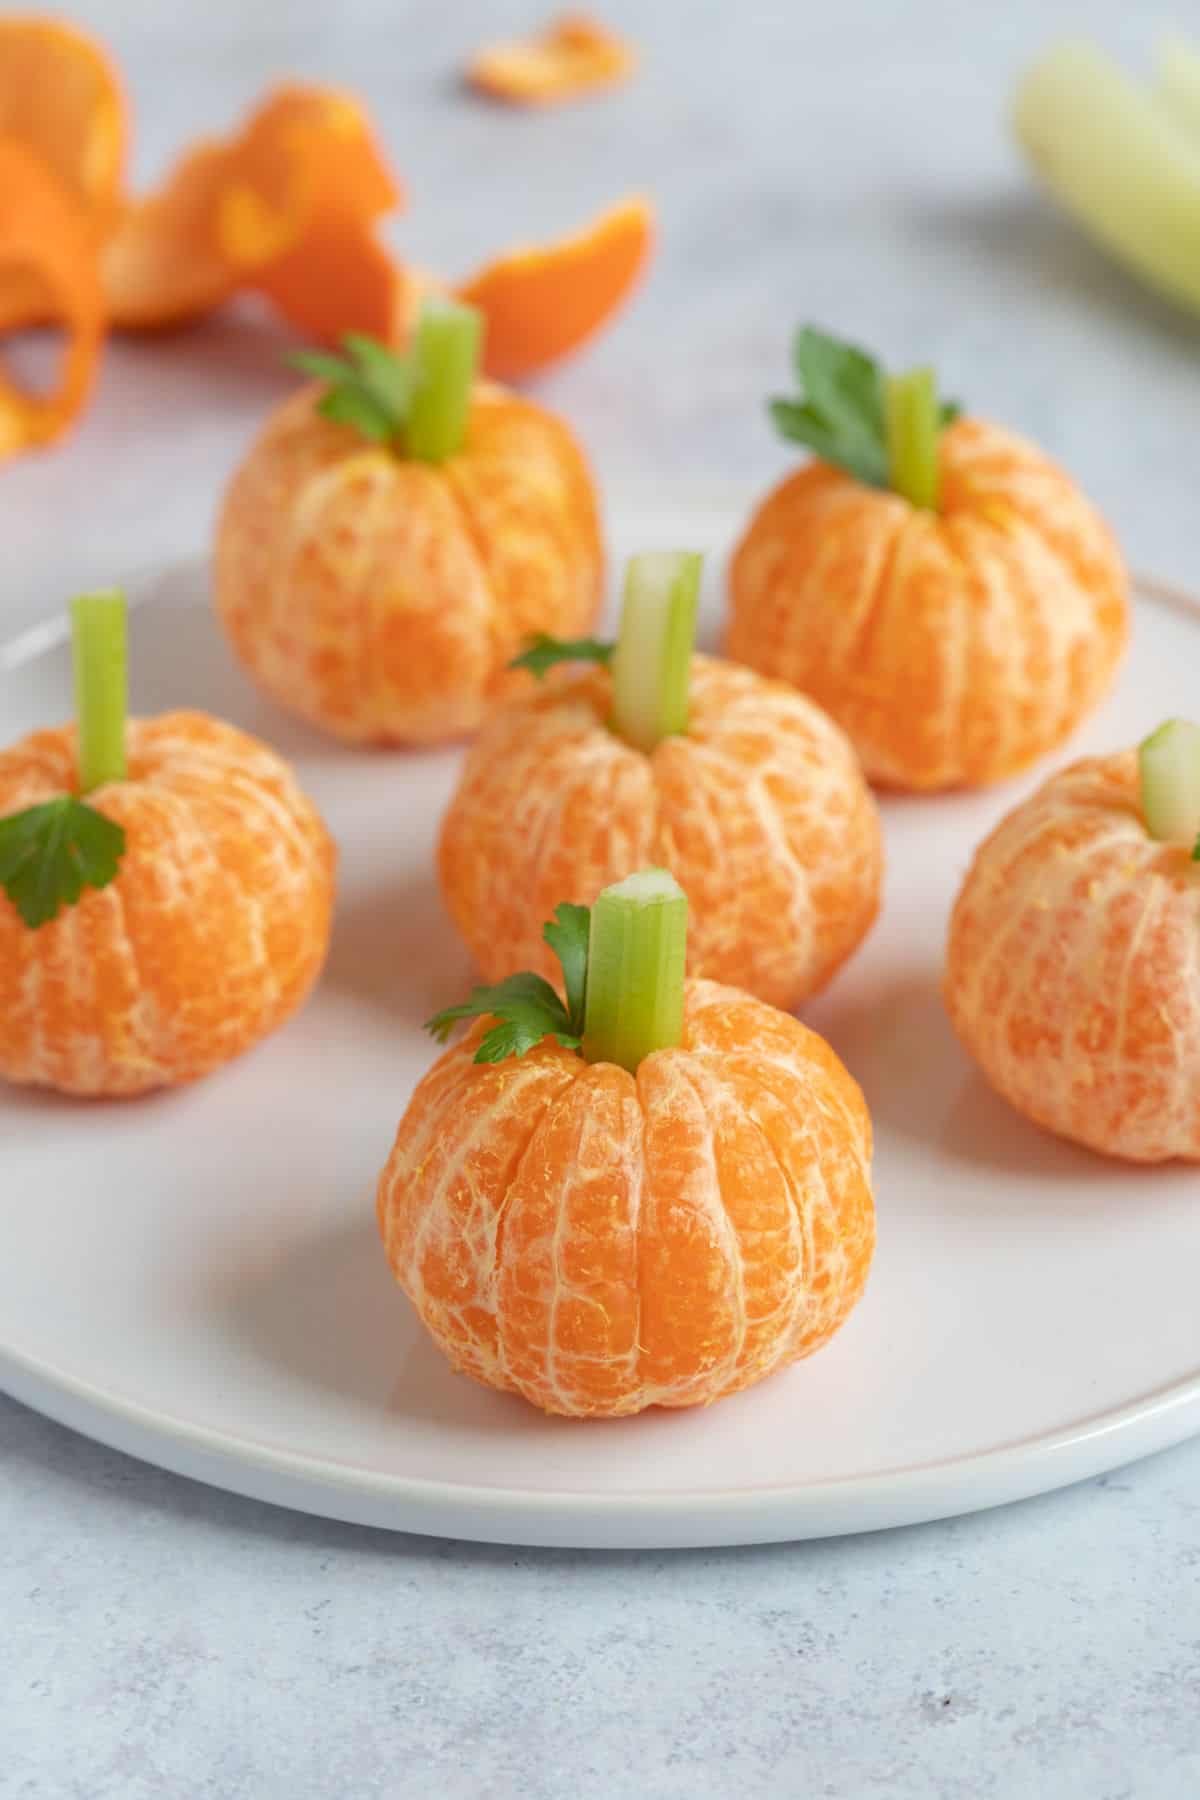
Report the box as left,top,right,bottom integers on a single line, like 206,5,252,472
944,750,1200,1162
728,329,1128,791
214,320,603,746
0,711,335,1096
438,654,882,1013
377,976,875,1417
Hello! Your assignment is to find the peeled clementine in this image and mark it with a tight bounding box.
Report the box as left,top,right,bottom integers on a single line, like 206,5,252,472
438,656,882,1012
728,418,1129,792
945,751,1200,1162
377,979,875,1417
214,382,603,745
0,711,335,1096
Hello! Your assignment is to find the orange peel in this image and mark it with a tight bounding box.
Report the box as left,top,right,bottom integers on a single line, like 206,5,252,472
458,194,654,380
102,83,403,334
466,13,636,106
102,138,240,331
0,17,126,232
214,84,401,272
0,137,104,459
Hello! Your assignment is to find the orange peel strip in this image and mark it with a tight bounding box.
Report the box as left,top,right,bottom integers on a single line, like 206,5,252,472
215,84,402,272
102,138,241,331
249,210,413,345
457,194,654,380
103,82,403,334
0,137,104,459
467,13,636,105
0,16,126,232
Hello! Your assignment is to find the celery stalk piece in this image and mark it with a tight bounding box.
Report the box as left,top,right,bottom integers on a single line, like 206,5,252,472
609,550,703,755
1138,720,1200,847
884,368,940,510
71,589,127,792
1012,40,1200,317
404,298,483,463
1155,35,1200,142
582,869,688,1074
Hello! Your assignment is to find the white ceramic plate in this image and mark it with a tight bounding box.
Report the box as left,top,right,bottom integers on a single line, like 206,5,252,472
3,495,1199,1549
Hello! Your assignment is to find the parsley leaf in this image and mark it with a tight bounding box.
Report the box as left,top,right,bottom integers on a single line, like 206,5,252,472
0,797,126,928
770,325,961,488
510,634,615,681
426,971,579,1064
291,335,413,444
425,902,594,1064
542,902,590,1035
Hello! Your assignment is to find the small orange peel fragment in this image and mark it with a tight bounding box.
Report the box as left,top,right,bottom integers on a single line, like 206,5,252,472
458,194,654,380
0,136,104,459
0,16,126,232
467,13,636,106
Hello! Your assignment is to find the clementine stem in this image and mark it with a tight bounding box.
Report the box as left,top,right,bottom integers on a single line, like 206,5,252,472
1138,718,1200,849
884,367,940,509
610,551,703,754
582,868,688,1074
404,297,482,462
70,589,127,791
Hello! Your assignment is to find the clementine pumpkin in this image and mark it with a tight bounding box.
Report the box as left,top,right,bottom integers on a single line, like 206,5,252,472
727,327,1129,791
439,552,881,1013
214,302,603,745
945,725,1200,1162
377,870,875,1416
0,593,334,1097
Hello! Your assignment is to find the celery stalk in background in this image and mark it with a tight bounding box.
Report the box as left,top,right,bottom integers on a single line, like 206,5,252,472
1013,39,1200,316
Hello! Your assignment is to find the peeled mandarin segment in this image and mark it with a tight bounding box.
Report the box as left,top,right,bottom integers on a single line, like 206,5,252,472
467,12,637,105
0,137,104,458
944,752,1200,1163
0,710,335,1097
0,17,126,232
727,418,1129,792
215,84,402,273
376,979,875,1417
102,139,241,330
457,194,654,380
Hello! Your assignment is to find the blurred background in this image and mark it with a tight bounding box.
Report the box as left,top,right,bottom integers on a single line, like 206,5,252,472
3,0,1198,629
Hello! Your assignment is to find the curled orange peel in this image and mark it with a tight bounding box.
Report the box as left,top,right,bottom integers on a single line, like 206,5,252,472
102,83,403,333
467,13,636,105
0,137,104,459
214,85,402,270
458,194,654,380
0,17,126,233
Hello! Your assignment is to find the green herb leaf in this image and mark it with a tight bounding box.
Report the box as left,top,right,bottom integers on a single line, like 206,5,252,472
543,902,590,1035
425,970,579,1065
510,634,615,680
0,797,126,928
770,325,961,491
290,336,413,444
1193,833,1200,862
